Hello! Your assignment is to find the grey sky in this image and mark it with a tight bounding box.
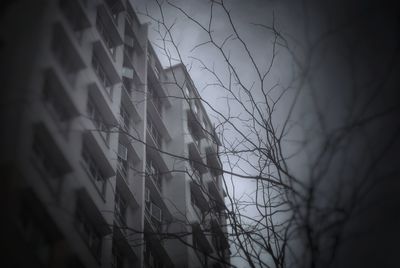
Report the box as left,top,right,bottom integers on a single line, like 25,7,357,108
131,1,400,267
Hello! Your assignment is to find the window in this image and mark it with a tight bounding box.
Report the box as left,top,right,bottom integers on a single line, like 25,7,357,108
115,190,127,227
144,238,164,268
148,86,162,116
81,146,107,196
191,190,203,220
59,0,90,42
52,26,82,86
189,160,202,185
92,53,113,97
75,206,103,259
147,115,162,149
122,77,133,96
146,158,162,190
18,200,54,266
144,189,162,223
192,231,208,267
96,12,116,59
32,134,64,179
119,105,130,131
42,76,72,137
87,98,110,145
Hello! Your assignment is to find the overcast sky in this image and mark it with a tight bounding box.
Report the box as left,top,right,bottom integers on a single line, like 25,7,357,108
131,1,400,267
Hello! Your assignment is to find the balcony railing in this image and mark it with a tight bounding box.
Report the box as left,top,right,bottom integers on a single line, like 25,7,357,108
92,55,114,98
147,118,162,149
145,204,162,233
149,97,162,118
96,14,117,60
146,163,162,191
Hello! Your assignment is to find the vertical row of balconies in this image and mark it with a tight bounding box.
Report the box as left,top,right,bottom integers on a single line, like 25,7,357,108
22,0,228,267
181,79,229,265
26,0,148,267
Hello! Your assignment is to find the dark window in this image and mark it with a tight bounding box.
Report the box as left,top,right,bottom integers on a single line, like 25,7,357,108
75,206,103,259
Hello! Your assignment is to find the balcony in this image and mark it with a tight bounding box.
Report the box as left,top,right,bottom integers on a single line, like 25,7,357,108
147,86,164,121
123,43,134,67
92,41,121,99
190,180,209,213
123,34,143,85
147,100,170,145
97,4,122,45
120,84,141,123
112,226,138,264
206,146,223,175
188,123,202,147
115,174,139,222
188,139,204,172
42,68,79,135
143,235,174,268
30,123,73,190
75,188,111,258
104,0,124,23
76,188,112,235
117,157,128,180
146,162,162,192
119,104,131,134
192,223,214,255
187,110,206,140
145,202,163,234
51,23,86,87
59,0,91,43
146,116,162,149
118,131,141,171
96,13,117,61
208,177,225,209
88,82,118,126
125,2,143,47
144,185,172,233
82,131,115,182
147,49,171,108
114,191,127,231
147,68,170,108
145,162,170,214
210,218,229,251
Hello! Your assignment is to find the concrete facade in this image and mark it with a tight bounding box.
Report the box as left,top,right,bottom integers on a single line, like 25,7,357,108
0,0,229,267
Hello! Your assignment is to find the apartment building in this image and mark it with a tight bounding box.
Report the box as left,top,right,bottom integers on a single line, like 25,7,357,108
0,0,229,267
